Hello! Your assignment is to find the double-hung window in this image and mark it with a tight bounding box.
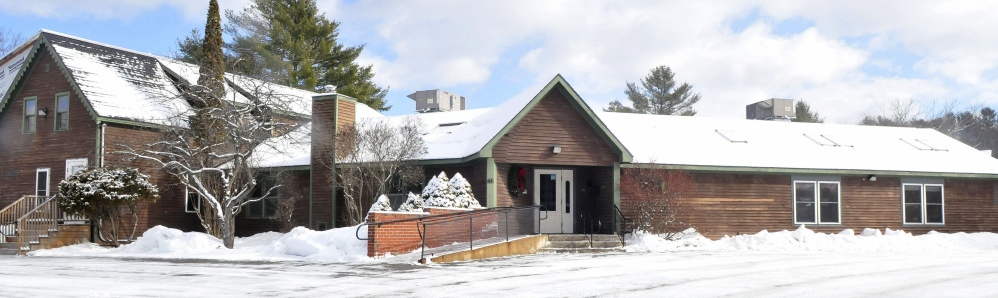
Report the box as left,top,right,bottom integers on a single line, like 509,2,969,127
246,176,279,219
903,183,944,224
55,92,69,131
793,179,841,225
185,191,201,213
23,97,37,133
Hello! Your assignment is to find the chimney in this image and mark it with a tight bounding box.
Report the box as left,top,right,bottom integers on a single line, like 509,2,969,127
746,98,796,121
309,91,356,230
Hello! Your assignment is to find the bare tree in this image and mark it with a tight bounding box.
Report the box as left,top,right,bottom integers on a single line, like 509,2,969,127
620,167,694,240
319,116,427,225
0,26,24,57
121,78,307,248
272,174,304,233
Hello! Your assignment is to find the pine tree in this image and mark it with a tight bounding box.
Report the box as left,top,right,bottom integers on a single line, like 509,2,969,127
422,172,456,208
397,192,425,212
368,194,393,213
197,0,225,101
221,0,390,111
792,100,824,123
449,173,480,208
604,65,700,116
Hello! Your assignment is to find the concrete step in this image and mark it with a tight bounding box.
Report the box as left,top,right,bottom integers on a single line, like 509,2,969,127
0,248,18,255
547,234,622,242
545,240,622,249
539,247,625,254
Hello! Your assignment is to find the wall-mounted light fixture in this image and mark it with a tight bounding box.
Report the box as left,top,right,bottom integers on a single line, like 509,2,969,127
552,145,562,154
38,108,48,118
866,174,877,182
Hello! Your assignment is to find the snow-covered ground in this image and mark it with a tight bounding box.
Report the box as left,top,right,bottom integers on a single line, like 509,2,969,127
3,225,998,297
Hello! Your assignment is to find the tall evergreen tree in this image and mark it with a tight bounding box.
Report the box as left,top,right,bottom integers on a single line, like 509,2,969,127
604,65,701,116
198,0,225,101
174,0,389,111
792,100,824,123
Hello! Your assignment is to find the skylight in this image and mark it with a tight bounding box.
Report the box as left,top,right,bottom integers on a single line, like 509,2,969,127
715,129,747,143
438,122,466,127
901,138,947,151
804,134,853,147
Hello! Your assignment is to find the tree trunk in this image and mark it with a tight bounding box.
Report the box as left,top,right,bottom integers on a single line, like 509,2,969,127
221,206,235,249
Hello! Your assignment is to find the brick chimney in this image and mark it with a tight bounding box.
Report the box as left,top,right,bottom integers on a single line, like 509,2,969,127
309,88,356,230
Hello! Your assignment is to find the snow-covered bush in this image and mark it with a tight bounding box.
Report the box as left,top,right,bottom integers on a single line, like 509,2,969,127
422,172,456,207
58,167,160,247
449,173,481,208
368,195,393,214
397,192,424,212
421,172,480,208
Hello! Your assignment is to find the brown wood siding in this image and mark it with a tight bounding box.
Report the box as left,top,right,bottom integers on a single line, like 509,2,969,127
496,163,533,207
492,92,617,166
620,171,998,239
310,97,338,229
0,46,98,207
337,98,355,133
424,160,487,207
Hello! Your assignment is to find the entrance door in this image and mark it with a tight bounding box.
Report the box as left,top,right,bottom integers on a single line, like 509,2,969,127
534,169,574,233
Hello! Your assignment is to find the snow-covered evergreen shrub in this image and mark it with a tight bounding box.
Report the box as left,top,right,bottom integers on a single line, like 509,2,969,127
57,167,160,247
449,173,481,208
397,192,425,212
368,195,393,213
422,172,457,208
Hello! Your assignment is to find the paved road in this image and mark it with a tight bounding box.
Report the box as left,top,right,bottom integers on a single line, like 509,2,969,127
2,251,997,297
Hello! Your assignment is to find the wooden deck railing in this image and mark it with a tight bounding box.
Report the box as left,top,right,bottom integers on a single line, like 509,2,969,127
0,195,48,243
17,196,65,254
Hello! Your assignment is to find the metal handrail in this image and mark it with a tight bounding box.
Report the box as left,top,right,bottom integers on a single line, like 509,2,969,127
417,205,540,262
613,204,633,246
579,211,601,248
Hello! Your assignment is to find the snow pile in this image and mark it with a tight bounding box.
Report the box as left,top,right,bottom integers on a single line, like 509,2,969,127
31,225,372,263
627,225,998,253
397,192,425,212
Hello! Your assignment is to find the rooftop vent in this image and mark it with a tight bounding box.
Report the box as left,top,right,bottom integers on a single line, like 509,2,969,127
408,89,466,113
746,98,796,121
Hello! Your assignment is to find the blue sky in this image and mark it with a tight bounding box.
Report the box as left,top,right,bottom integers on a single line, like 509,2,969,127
3,1,998,123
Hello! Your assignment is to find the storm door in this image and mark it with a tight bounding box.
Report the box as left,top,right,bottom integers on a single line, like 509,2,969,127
534,169,574,233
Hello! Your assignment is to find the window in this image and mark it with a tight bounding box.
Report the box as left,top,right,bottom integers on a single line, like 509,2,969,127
185,191,201,213
35,168,50,197
903,183,944,224
794,180,840,225
55,93,69,131
427,98,433,104
23,97,37,133
65,158,88,179
245,176,279,219
715,129,747,143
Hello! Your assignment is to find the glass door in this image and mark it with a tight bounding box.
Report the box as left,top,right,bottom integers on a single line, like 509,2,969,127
534,169,574,233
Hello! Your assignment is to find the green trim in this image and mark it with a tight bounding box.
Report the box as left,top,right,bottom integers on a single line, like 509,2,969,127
414,155,482,166
54,91,70,131
486,157,497,207
613,162,621,209
95,122,103,168
620,163,998,180
474,75,633,163
41,34,105,126
330,94,339,229
22,96,37,134
94,116,166,130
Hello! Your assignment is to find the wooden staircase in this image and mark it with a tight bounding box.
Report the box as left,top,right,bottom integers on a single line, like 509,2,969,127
0,195,90,255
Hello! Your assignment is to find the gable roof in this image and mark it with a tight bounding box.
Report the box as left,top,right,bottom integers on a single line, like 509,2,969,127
0,30,319,127
600,112,998,178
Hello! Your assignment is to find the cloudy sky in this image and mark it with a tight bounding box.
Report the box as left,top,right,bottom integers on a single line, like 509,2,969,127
2,0,997,123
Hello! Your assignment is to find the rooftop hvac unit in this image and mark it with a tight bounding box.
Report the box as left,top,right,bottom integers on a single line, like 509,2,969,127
746,98,796,120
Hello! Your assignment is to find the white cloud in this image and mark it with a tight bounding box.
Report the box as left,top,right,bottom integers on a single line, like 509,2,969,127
0,0,251,22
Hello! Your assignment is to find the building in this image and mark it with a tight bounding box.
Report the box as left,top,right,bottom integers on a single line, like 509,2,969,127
2,31,998,249
407,89,466,113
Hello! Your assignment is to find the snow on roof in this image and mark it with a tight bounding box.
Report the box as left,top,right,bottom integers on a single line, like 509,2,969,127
46,32,190,125
0,33,40,100
252,123,312,169
598,112,998,175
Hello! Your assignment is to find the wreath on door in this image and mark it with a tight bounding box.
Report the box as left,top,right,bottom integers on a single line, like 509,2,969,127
507,165,527,197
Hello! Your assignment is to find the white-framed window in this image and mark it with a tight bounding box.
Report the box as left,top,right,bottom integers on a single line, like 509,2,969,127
427,98,433,104
245,176,279,219
55,92,69,131
793,180,841,225
35,168,50,197
903,183,944,225
23,96,37,134
65,158,88,179
185,191,201,213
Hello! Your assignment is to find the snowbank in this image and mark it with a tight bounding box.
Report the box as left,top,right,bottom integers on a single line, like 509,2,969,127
627,225,998,253
30,225,371,263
